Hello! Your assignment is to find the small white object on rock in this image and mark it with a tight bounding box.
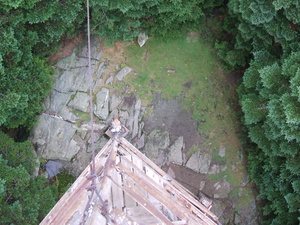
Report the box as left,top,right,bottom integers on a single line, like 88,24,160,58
167,69,175,73
219,146,226,157
111,118,122,133
138,32,148,47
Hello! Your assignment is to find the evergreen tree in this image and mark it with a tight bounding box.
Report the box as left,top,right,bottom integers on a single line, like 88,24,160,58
89,0,223,42
0,131,57,224
237,50,300,224
0,0,84,129
224,1,300,222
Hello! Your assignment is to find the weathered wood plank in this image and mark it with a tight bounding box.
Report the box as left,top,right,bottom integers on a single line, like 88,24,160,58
119,157,215,224
110,207,137,225
111,157,125,209
108,174,173,225
41,135,220,225
119,137,219,223
117,162,210,225
40,139,114,225
126,206,160,224
121,153,137,208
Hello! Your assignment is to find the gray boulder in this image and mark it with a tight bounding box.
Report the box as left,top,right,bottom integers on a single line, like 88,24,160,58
185,151,211,174
46,161,63,178
110,94,122,112
44,91,78,122
213,179,232,199
94,88,109,120
116,67,132,81
31,114,80,161
168,136,185,165
208,164,220,174
138,32,149,47
219,146,226,157
132,99,142,139
144,130,170,166
68,92,90,112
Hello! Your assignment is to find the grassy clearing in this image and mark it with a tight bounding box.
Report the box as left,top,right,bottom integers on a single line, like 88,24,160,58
123,31,246,186
122,32,242,164
103,28,252,211
123,33,216,102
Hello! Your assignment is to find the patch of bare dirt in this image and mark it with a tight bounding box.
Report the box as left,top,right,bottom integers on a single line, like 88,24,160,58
101,41,131,75
48,34,84,64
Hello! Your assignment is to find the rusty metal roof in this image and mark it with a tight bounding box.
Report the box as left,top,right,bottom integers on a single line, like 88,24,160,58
40,127,220,225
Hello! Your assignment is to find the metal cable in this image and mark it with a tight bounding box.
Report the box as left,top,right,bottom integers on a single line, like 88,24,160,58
81,0,110,224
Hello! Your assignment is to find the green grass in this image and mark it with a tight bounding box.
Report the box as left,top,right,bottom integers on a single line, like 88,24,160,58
109,30,253,211
55,169,75,198
123,32,216,101
123,32,242,159
229,187,254,210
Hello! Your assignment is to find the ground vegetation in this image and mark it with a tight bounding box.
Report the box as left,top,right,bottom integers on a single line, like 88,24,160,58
218,1,300,224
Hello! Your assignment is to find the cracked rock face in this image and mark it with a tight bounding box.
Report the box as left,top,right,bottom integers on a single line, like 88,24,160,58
30,35,145,177
94,88,109,120
31,36,106,172
31,114,80,161
186,151,212,174
68,92,90,112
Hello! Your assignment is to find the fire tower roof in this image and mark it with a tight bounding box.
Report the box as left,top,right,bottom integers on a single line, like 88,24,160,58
40,122,220,225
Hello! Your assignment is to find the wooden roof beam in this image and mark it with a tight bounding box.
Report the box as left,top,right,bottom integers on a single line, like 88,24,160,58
117,162,212,225
117,138,219,223
108,174,173,225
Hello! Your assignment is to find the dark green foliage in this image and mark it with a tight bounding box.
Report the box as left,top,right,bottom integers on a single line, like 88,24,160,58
89,0,223,42
238,50,300,224
0,131,57,224
217,0,299,71
55,169,75,198
215,41,248,71
0,58,53,128
0,0,85,129
224,0,300,223
0,131,36,172
1,1,227,223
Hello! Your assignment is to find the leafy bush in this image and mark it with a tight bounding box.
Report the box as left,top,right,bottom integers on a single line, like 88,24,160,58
0,131,57,224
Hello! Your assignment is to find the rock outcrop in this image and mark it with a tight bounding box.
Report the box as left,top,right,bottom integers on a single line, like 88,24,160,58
30,35,261,225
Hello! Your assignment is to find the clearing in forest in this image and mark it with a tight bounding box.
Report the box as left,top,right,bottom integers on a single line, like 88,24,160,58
102,31,256,221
